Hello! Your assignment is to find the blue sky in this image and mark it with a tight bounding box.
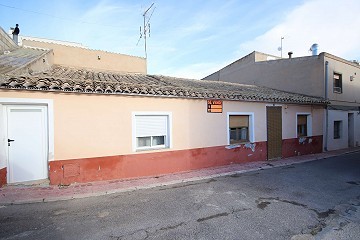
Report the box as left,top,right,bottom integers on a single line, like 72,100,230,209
1,0,360,79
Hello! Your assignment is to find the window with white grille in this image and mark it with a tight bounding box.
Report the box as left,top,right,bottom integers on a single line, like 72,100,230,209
133,113,171,151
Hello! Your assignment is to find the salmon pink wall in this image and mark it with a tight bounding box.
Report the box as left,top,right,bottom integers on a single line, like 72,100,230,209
282,105,324,139
0,90,325,186
0,91,273,160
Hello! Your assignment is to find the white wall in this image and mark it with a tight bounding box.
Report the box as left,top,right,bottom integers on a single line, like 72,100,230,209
327,109,360,150
327,110,349,150
353,112,360,147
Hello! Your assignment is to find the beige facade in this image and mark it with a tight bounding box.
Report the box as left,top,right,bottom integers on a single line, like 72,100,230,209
22,38,147,74
325,54,360,105
204,51,360,150
0,70,326,185
0,90,323,165
204,52,324,97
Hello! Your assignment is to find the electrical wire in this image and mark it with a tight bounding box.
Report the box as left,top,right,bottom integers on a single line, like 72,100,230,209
0,3,128,29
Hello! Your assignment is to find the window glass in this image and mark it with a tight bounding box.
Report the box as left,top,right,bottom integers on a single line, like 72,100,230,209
152,136,165,146
137,137,151,148
230,128,237,142
333,73,342,93
334,121,342,139
297,115,308,137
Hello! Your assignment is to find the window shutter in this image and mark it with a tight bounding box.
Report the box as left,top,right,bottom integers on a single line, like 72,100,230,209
136,115,167,137
229,115,249,128
297,115,307,125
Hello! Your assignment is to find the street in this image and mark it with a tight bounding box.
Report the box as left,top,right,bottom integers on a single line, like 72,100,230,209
1,152,359,240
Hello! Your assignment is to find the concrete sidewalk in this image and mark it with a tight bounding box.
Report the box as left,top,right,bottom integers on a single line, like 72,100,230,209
1,147,359,205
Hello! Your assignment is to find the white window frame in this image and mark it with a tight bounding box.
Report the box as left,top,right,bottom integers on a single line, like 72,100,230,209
227,112,255,145
296,112,312,137
132,112,172,152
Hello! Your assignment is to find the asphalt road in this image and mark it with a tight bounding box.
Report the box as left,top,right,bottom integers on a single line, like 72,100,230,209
1,152,359,240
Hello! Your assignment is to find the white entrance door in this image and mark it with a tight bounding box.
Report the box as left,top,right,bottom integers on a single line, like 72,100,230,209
6,105,48,183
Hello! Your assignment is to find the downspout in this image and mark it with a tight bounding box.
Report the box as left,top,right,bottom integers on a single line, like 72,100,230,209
324,61,329,151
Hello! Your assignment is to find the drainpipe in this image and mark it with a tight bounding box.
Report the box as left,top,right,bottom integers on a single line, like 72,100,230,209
324,61,329,151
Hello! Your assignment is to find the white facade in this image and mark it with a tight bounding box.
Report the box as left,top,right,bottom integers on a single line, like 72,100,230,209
326,109,360,151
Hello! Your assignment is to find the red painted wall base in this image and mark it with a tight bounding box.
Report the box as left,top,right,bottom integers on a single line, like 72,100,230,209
49,142,267,185
0,168,6,187
0,136,323,187
282,135,323,158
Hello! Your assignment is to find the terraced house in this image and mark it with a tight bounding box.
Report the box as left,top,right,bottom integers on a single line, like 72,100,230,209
203,50,360,151
0,28,327,186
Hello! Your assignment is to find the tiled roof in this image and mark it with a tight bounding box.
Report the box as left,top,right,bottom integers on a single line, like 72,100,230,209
0,65,327,105
0,47,49,74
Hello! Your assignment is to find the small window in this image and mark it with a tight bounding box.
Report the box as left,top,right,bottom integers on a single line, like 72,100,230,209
297,115,308,137
333,72,342,93
229,115,249,143
334,121,342,139
134,114,170,150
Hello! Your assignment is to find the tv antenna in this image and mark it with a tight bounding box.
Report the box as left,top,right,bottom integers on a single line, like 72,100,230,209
277,36,284,58
137,3,155,59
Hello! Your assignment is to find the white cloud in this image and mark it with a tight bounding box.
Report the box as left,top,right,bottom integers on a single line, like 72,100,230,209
238,0,360,60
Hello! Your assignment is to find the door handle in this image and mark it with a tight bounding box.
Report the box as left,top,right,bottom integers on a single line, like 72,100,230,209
8,139,15,146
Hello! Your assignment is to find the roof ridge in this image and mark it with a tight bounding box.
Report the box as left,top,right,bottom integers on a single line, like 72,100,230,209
0,71,328,105
22,36,145,60
21,36,87,49
5,48,52,75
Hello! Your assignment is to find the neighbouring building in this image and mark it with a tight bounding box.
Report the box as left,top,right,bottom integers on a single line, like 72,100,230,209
20,36,147,74
0,30,327,187
5,26,147,75
0,27,18,52
203,50,360,151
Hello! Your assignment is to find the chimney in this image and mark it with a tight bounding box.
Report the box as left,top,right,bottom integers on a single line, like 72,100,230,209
310,43,318,56
288,51,293,59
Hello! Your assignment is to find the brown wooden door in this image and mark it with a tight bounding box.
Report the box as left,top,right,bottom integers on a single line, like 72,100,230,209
266,106,282,160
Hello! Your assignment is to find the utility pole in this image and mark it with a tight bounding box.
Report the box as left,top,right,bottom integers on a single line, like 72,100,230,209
137,3,155,59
